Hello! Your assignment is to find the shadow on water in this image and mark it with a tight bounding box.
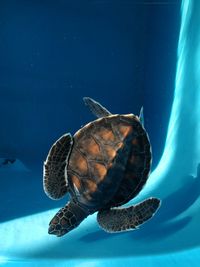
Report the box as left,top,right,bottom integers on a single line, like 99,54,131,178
80,164,200,243
0,160,68,223
21,164,200,260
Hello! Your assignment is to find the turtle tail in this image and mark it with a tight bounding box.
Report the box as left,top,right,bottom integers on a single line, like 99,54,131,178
48,201,89,237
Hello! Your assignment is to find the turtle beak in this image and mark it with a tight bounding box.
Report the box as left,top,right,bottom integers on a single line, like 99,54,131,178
48,224,56,235
48,224,67,237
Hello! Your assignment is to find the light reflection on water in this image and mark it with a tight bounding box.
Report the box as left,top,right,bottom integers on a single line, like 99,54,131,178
2,0,200,266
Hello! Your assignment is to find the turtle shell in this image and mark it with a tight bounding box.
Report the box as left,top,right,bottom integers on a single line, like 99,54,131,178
67,114,151,212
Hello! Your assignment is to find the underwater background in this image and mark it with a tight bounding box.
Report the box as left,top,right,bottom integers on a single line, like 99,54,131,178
1,0,200,266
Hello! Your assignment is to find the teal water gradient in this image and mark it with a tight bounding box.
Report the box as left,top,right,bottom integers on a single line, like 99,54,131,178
1,0,200,266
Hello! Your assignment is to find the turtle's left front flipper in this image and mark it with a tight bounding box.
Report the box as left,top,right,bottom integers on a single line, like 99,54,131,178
97,198,161,233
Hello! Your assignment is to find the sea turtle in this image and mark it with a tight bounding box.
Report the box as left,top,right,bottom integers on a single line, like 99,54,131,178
43,97,161,237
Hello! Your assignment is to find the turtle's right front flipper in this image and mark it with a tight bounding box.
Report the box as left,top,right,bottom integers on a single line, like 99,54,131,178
43,133,73,200
97,198,161,233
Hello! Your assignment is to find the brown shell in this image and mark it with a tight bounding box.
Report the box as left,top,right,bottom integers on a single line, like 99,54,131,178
67,114,151,212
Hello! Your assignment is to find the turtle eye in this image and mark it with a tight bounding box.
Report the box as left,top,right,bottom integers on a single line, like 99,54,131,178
55,224,62,230
48,222,62,236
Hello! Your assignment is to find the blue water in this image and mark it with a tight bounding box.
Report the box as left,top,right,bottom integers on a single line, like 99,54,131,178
1,0,200,266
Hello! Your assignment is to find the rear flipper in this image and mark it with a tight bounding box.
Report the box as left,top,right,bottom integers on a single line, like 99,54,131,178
83,97,112,118
97,197,161,233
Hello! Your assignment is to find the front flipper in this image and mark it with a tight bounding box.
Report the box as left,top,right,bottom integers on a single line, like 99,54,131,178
43,133,73,200
83,97,112,118
97,198,161,233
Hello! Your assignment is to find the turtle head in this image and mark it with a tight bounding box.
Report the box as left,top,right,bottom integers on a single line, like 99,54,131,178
48,213,68,237
48,201,88,237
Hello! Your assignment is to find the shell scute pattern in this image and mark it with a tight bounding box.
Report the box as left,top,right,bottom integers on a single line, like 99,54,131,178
67,116,134,208
104,116,152,208
67,114,151,211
